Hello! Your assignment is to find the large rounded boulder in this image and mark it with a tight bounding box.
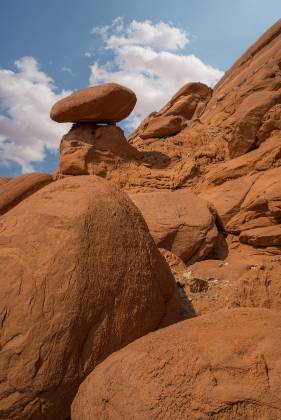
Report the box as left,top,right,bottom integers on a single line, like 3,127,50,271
72,308,281,420
0,176,181,420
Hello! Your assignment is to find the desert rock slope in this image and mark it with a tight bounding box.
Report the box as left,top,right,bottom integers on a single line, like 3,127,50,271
1,18,281,420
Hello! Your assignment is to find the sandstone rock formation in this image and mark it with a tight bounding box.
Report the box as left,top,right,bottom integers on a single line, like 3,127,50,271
177,251,281,316
159,248,187,282
2,17,281,420
50,83,140,178
47,18,281,323
200,19,281,159
129,190,219,263
140,115,185,139
0,172,53,215
105,19,281,319
0,176,11,186
112,19,281,195
129,82,212,143
72,308,281,420
50,83,136,123
0,176,181,420
59,123,138,176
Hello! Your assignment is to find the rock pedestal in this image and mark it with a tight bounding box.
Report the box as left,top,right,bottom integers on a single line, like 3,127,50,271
59,123,139,176
50,83,138,176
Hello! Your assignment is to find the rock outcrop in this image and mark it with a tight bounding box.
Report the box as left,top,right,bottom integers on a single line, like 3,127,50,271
129,190,219,263
105,19,281,195
46,18,281,322
0,176,181,420
199,19,281,158
177,251,281,316
129,82,212,143
2,17,281,420
72,308,281,420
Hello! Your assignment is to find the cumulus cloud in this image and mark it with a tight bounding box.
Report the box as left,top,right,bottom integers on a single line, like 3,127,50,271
0,57,70,172
102,18,189,50
90,18,224,127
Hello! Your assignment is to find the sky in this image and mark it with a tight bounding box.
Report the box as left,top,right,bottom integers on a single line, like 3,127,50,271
0,0,280,176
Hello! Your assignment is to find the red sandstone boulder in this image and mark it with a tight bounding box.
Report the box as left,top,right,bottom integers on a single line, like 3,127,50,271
129,190,219,263
140,115,185,139
50,83,137,123
0,176,181,420
72,308,281,420
0,172,53,215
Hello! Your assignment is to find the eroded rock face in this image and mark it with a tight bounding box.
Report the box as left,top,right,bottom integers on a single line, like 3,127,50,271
140,115,185,139
0,176,11,186
0,176,181,420
129,190,219,263
72,308,281,420
129,82,212,143
179,249,281,316
240,225,281,247
226,167,281,235
161,82,212,119
59,123,138,176
50,83,137,123
199,19,281,158
199,174,259,225
119,20,281,194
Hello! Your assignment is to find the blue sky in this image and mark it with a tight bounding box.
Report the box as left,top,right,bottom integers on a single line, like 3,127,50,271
0,0,280,176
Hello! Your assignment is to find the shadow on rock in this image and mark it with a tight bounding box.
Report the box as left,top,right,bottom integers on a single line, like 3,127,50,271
138,150,171,169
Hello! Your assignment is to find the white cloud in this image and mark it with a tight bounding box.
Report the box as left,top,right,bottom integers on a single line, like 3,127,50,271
0,57,70,172
105,19,189,50
90,19,223,128
62,66,75,76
